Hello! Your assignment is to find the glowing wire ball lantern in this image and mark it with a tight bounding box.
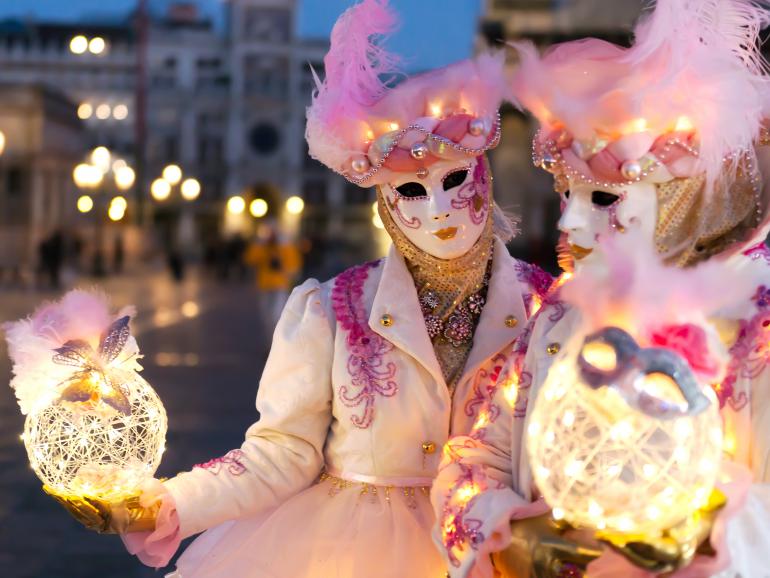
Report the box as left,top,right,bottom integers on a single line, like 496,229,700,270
7,292,167,501
527,327,722,535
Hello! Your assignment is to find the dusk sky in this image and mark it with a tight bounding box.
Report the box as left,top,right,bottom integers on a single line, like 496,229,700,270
0,0,483,71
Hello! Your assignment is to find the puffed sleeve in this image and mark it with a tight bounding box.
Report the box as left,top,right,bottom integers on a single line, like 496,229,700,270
431,345,548,578
163,278,334,539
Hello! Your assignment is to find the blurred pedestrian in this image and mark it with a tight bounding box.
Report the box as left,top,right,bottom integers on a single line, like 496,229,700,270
113,233,125,275
38,230,64,289
245,227,301,328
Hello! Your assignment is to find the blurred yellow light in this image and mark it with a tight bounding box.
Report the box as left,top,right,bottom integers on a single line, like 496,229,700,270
89,37,106,55
503,377,519,408
227,195,246,215
110,196,127,212
162,164,182,185
151,178,171,201
372,213,384,229
73,163,102,188
250,198,268,218
77,195,94,213
77,103,93,119
388,122,399,131
285,196,304,215
180,178,201,201
91,146,111,172
365,128,375,141
181,301,199,318
114,166,136,190
69,35,88,54
107,204,125,222
429,102,443,117
112,158,127,171
530,294,542,316
112,104,128,120
456,483,478,504
0,131,4,156
675,116,694,132
372,201,378,214
95,104,111,120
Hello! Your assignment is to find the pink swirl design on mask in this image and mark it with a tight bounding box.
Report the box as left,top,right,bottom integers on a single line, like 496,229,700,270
451,159,489,225
386,193,421,229
332,261,398,428
194,449,247,476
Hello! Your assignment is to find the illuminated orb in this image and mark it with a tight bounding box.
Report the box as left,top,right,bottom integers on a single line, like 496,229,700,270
527,328,722,535
23,369,167,500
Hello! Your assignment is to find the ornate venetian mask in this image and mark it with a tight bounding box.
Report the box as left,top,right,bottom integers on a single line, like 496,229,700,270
380,157,490,259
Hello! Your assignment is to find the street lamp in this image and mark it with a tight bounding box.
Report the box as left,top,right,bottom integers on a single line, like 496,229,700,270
227,195,246,215
73,160,106,275
285,196,304,216
249,198,268,218
180,178,201,201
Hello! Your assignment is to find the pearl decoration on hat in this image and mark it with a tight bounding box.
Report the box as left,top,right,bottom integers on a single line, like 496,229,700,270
411,142,429,160
469,118,487,137
351,156,371,174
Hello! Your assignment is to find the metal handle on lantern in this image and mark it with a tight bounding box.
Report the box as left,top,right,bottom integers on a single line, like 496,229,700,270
578,327,711,419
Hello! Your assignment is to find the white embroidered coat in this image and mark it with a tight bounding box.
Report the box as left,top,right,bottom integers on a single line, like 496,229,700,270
432,243,770,578
162,239,544,555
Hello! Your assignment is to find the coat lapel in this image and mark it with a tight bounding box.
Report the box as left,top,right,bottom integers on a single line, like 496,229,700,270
461,238,529,383
369,246,446,389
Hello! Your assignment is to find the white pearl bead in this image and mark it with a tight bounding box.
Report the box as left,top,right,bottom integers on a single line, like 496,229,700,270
351,156,370,173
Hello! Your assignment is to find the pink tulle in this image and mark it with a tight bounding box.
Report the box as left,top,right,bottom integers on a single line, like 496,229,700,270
121,479,182,569
586,461,752,577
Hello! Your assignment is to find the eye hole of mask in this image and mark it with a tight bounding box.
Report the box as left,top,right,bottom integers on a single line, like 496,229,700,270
563,190,571,199
395,182,428,198
442,169,469,191
591,190,621,207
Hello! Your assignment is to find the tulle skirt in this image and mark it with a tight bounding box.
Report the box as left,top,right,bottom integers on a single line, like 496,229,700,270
167,474,448,578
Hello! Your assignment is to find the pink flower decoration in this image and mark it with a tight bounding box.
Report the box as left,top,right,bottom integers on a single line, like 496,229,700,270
649,323,720,379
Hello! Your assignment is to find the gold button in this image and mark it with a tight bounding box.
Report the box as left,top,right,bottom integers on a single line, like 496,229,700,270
504,315,518,328
380,314,393,327
546,342,560,356
422,441,436,455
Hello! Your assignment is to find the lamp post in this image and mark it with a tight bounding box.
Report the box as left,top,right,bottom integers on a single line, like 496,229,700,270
73,148,137,276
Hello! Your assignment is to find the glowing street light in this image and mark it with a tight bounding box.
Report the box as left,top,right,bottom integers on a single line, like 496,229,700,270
180,178,201,201
77,103,93,119
77,195,94,213
285,196,304,215
73,163,103,189
88,37,106,55
108,203,125,222
227,195,246,215
91,146,111,173
114,166,136,190
112,104,128,120
95,104,111,120
250,198,268,218
110,196,128,213
69,35,88,54
151,178,171,201
162,164,182,185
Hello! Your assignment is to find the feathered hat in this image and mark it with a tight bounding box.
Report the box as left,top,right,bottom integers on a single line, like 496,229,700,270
305,0,507,187
511,0,770,202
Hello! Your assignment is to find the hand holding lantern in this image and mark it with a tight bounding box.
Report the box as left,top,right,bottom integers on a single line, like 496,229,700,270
5,291,167,533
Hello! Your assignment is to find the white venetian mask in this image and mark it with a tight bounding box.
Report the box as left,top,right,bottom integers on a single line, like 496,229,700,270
380,157,490,260
558,178,658,272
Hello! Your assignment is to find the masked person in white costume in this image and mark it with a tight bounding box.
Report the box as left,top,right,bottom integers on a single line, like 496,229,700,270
45,2,550,577
432,0,770,576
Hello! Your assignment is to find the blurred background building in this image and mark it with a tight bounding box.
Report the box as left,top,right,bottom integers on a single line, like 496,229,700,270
0,0,646,284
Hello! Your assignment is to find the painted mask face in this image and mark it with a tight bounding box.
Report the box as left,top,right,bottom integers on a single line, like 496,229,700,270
558,179,658,272
380,157,490,259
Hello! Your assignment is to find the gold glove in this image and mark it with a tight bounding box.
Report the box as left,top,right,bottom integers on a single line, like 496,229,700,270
43,485,160,534
597,488,726,574
492,513,603,578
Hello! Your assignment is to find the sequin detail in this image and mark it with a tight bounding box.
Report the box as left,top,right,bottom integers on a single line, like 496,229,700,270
332,261,398,428
318,472,429,509
194,449,247,476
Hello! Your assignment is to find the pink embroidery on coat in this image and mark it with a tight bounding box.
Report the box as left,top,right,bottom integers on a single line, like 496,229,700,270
720,298,770,410
332,261,398,429
743,242,770,264
464,353,506,421
194,449,247,476
451,159,489,225
439,438,506,567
